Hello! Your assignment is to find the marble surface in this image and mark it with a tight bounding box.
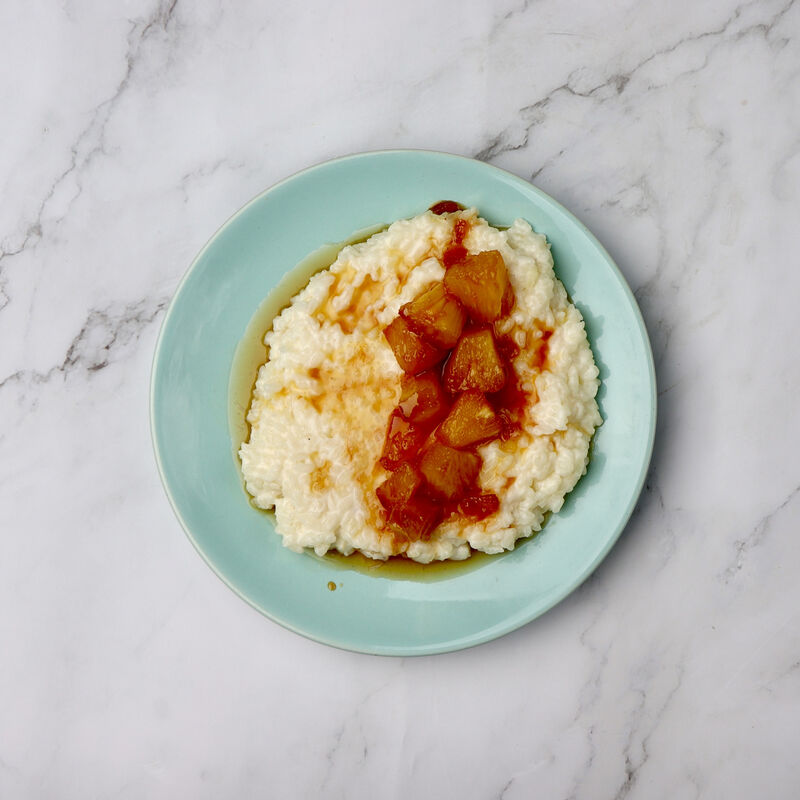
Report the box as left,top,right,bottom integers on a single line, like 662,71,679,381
2,0,799,797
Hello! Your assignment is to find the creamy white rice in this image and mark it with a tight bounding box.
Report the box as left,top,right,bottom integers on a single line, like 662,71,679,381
240,209,602,563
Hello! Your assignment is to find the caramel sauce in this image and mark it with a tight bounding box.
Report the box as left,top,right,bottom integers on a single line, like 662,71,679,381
315,546,501,582
531,329,553,370
310,461,332,492
315,271,384,334
442,245,467,268
228,222,388,468
429,200,464,215
442,217,471,267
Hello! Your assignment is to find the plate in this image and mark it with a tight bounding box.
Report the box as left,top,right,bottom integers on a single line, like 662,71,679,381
150,150,656,656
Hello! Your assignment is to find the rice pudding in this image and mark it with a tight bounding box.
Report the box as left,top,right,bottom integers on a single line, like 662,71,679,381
239,205,602,563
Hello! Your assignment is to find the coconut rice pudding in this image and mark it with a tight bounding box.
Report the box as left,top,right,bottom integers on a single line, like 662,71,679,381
239,203,602,563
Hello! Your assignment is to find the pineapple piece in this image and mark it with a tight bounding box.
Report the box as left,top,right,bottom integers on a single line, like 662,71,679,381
438,390,501,449
383,316,444,374
376,462,423,510
443,250,515,322
379,411,428,470
419,442,481,500
400,283,466,349
443,327,506,393
458,494,500,520
387,495,443,541
398,372,449,425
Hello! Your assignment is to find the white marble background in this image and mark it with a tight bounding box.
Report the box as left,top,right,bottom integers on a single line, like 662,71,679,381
2,0,799,797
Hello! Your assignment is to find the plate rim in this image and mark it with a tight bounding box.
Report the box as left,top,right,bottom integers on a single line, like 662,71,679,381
150,148,657,656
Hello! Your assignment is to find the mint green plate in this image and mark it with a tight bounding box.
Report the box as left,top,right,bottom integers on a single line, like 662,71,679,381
150,150,655,656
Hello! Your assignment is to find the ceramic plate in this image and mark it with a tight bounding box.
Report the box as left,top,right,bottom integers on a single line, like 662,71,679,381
150,150,656,656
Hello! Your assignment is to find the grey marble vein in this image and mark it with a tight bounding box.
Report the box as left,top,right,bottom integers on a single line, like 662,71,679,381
613,663,685,800
722,482,800,583
474,0,797,166
0,0,180,310
0,297,167,392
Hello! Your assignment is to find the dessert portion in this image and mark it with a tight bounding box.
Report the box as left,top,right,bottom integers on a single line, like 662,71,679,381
240,204,602,563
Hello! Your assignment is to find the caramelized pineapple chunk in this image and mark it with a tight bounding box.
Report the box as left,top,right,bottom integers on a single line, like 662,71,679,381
400,283,466,349
438,390,501,449
458,494,500,520
379,411,429,470
419,442,481,500
383,316,444,374
443,250,515,322
443,327,506,393
386,495,443,541
376,462,423,510
399,372,449,424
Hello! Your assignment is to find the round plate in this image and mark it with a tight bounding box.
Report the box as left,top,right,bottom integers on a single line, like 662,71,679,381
150,150,656,656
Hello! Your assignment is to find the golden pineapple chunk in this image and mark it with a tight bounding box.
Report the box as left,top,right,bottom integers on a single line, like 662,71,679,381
383,316,444,374
443,250,515,322
419,442,481,501
379,411,429,470
438,390,501,448
376,462,423,510
398,372,449,425
400,283,466,349
443,327,506,393
387,495,443,541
